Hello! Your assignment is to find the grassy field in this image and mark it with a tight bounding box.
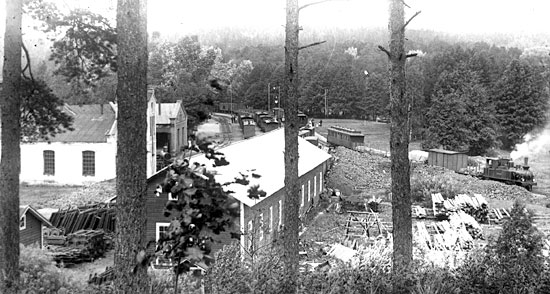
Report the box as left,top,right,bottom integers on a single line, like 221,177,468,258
313,118,422,151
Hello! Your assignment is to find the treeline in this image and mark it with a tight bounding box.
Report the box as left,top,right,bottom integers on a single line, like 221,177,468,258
216,31,550,155
24,14,550,153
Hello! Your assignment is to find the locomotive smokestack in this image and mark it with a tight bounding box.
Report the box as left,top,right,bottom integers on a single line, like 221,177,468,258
524,157,529,166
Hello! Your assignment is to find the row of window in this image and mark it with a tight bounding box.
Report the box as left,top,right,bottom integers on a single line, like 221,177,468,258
249,171,323,242
156,170,324,246
43,150,95,176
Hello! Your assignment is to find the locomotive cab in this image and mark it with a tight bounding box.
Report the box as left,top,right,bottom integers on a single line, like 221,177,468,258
482,157,536,191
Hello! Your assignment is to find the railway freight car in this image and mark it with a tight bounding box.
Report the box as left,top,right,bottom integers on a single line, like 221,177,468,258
237,112,256,139
327,126,365,149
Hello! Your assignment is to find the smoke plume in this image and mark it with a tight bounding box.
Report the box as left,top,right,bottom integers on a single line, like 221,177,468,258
510,127,550,161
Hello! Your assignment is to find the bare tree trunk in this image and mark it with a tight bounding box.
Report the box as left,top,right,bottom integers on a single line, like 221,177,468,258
0,0,22,291
114,0,149,292
282,0,300,293
388,0,412,290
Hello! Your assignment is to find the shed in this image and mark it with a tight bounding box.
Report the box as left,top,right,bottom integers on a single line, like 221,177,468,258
20,205,53,248
427,149,468,172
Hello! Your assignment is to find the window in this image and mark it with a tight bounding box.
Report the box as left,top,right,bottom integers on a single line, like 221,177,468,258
156,222,170,241
20,215,26,230
248,220,253,234
301,185,305,207
177,128,180,147
278,199,283,228
168,192,178,201
308,181,311,202
82,151,95,176
259,213,264,241
43,150,55,175
269,206,274,233
314,176,317,197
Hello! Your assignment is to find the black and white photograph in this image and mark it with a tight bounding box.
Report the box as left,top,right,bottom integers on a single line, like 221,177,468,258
1,0,550,293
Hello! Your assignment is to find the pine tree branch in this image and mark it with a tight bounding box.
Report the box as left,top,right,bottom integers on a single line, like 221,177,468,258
299,41,327,50
21,42,35,82
299,0,335,11
403,11,421,30
378,45,391,58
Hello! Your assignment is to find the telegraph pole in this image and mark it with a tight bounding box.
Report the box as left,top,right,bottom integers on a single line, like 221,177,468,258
267,83,271,111
324,89,328,118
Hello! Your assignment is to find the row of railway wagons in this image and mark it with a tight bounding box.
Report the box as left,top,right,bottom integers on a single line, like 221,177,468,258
233,108,309,139
327,126,365,149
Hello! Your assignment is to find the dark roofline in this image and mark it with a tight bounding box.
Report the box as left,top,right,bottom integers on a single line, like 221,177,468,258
20,206,53,227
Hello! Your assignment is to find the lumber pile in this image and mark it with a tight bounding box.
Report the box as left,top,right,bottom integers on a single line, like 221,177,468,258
50,204,116,234
47,229,109,267
431,193,489,223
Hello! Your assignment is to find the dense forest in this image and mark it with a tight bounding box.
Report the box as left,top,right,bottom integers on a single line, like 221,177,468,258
3,17,549,155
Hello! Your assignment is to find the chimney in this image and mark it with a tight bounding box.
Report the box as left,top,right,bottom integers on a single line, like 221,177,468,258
524,157,529,166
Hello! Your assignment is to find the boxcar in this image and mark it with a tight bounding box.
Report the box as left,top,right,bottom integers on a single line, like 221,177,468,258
327,126,365,149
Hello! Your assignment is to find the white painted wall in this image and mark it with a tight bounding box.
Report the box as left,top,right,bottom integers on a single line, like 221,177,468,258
20,141,116,185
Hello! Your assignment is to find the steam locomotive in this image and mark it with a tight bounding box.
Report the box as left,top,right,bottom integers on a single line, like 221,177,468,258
481,157,537,191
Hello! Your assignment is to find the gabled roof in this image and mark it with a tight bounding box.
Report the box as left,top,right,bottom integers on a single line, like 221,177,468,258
156,101,185,124
46,104,116,143
20,205,53,227
190,128,331,207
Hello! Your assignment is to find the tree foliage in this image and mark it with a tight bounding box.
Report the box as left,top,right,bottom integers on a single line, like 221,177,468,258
424,66,498,155
20,78,74,142
494,59,549,149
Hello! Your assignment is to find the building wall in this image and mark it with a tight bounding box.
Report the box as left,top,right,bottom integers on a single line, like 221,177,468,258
20,141,116,185
241,161,328,252
20,212,43,247
145,160,329,257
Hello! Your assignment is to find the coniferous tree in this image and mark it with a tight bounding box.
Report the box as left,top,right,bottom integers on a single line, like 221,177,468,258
0,0,22,291
494,59,549,149
114,0,149,291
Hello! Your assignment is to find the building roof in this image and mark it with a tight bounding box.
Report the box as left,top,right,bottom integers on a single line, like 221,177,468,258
190,128,332,207
427,149,466,155
156,101,184,125
20,205,53,227
46,104,116,143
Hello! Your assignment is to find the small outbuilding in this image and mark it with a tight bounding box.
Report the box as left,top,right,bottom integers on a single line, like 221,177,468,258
427,149,468,172
20,205,53,248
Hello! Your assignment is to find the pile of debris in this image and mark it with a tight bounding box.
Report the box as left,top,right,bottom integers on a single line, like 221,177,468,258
45,229,110,267
88,266,115,285
43,180,116,209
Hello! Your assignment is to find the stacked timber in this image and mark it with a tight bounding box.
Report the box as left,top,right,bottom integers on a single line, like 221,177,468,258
50,204,116,233
47,229,108,267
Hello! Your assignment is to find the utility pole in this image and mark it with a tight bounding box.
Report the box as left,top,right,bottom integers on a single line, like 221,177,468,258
267,82,271,111
324,89,328,118
278,86,281,108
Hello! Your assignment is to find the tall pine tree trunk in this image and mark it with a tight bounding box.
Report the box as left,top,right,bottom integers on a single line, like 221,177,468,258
388,0,412,290
282,0,300,293
114,0,149,292
0,0,22,291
